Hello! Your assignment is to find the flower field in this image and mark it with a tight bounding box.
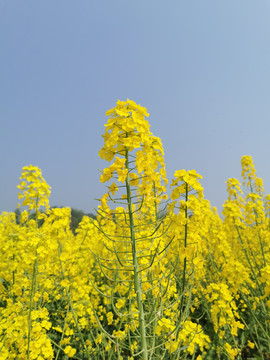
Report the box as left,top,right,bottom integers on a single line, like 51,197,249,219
1,99,270,359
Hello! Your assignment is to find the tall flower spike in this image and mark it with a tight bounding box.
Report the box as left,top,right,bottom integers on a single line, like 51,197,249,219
17,165,51,212
93,100,180,359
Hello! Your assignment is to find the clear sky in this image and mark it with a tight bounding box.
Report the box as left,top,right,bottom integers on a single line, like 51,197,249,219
1,0,270,215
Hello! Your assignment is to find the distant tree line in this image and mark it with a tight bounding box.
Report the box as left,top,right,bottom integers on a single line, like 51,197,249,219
69,208,96,233
14,207,96,233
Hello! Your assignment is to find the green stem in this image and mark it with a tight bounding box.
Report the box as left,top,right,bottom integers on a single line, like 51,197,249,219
125,146,148,360
180,183,188,310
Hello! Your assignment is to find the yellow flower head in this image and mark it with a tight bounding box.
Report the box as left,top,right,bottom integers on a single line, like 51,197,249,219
17,165,51,212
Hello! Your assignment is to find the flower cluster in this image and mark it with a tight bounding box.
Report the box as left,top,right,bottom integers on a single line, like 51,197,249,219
17,165,51,212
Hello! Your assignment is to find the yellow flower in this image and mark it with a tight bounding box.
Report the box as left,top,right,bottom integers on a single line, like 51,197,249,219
247,340,255,349
107,311,114,325
115,298,125,309
64,345,76,358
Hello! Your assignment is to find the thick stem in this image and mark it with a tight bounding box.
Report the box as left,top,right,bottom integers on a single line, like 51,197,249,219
180,183,188,310
125,147,148,360
27,202,40,359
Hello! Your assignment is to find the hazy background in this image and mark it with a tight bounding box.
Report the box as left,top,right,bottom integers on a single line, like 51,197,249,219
1,0,270,215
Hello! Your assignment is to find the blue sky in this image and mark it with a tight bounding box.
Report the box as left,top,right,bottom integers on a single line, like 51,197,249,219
1,0,270,215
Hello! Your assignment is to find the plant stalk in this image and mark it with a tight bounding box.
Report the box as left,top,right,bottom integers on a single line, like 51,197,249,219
125,146,148,360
